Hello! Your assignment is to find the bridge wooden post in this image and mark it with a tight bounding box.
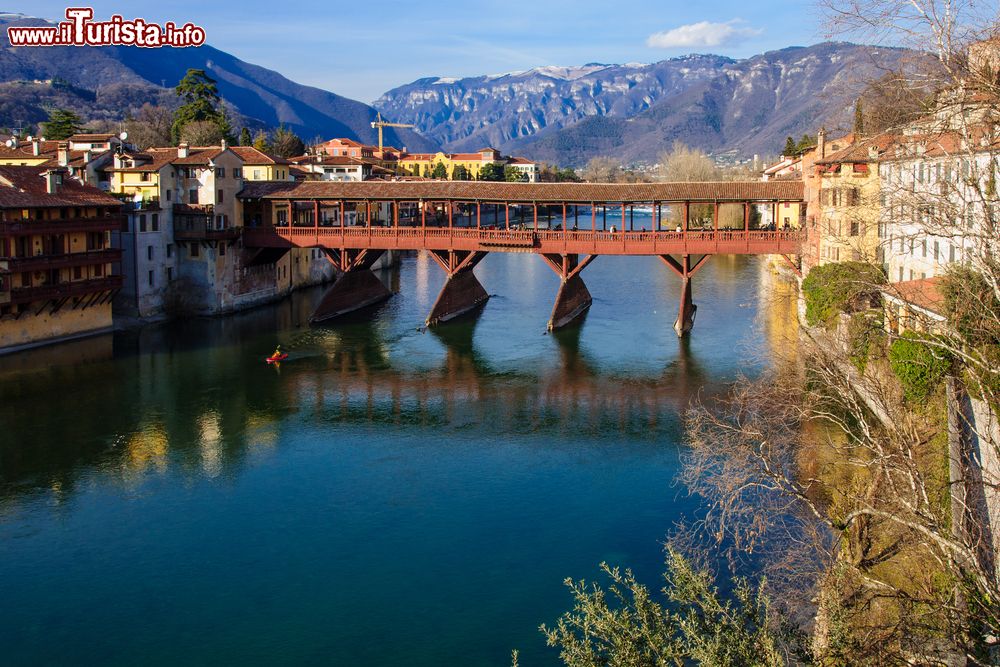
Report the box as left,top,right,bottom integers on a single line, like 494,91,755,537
425,249,490,326
541,253,596,330
659,253,711,337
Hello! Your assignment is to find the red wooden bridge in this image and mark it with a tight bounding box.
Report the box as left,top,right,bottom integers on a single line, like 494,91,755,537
239,180,804,335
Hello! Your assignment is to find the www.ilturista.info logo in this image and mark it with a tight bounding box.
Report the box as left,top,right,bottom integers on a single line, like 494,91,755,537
6,7,206,48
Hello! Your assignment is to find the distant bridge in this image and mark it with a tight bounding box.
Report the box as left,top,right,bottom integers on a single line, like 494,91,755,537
240,180,804,335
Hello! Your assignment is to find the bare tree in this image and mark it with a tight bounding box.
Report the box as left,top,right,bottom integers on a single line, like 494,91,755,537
124,104,173,149
580,156,622,183
658,142,721,182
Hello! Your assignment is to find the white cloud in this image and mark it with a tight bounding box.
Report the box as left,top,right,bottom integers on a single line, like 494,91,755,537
646,19,763,49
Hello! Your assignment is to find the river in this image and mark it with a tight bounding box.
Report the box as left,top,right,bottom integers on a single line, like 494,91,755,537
0,251,797,666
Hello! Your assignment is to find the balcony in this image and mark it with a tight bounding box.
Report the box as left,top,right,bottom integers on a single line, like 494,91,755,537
173,218,241,242
114,193,161,211
8,276,122,305
0,249,122,273
0,215,125,235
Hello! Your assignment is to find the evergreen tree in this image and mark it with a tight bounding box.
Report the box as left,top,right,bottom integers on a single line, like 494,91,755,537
479,162,505,181
431,162,448,179
171,69,226,144
783,136,797,157
452,164,469,181
853,98,865,136
504,165,527,182
240,127,252,146
41,108,85,140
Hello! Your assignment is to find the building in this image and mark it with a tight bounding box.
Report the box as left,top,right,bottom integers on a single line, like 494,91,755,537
506,157,540,183
398,148,505,180
0,165,123,351
762,156,802,180
230,146,292,181
800,131,855,271
807,132,890,267
882,277,947,335
876,129,996,283
289,154,375,182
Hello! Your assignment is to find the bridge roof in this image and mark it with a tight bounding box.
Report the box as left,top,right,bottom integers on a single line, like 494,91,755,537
237,179,804,203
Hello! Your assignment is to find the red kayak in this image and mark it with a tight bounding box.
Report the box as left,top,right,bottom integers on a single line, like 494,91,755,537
266,353,288,364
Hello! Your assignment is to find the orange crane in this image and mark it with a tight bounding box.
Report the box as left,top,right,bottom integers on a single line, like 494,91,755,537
370,112,414,153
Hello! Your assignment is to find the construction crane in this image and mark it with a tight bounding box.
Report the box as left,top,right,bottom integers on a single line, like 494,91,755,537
370,112,414,153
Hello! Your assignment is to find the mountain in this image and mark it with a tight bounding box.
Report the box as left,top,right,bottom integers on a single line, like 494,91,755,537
375,43,918,165
0,13,435,150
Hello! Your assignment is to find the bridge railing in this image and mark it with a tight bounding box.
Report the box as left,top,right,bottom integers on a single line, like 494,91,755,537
265,225,804,254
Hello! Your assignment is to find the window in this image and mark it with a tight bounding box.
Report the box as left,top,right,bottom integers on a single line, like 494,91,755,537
147,245,153,261
933,240,939,261
217,190,224,204
166,190,171,202
216,167,225,178
73,265,83,280
94,263,104,277
850,221,860,236
219,242,225,256
151,213,159,232
921,240,927,257
139,214,147,233
166,243,174,258
949,245,956,263
148,270,154,287
899,267,904,281
190,243,200,258
166,267,173,281
233,168,241,178
189,189,198,204
253,169,261,179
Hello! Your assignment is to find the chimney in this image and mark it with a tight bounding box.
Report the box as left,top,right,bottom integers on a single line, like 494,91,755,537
8,136,17,149
817,128,827,159
113,153,125,169
177,142,189,159
31,138,41,156
57,141,70,167
220,138,227,150
43,169,65,194
83,149,93,164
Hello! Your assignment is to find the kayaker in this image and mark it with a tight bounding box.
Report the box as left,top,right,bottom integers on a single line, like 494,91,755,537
271,345,282,359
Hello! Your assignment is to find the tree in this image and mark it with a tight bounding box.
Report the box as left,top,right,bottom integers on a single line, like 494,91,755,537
783,136,798,157
171,69,226,144
271,125,304,158
580,156,621,183
853,98,865,136
795,133,816,153
431,162,448,179
179,120,225,146
252,129,272,153
239,127,252,146
658,141,721,181
124,104,172,150
503,165,527,182
452,164,469,181
479,162,505,181
543,548,792,666
41,108,84,140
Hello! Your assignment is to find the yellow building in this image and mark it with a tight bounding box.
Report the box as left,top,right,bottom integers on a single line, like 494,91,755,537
0,138,57,167
813,135,891,266
230,146,292,181
398,148,505,179
0,166,123,351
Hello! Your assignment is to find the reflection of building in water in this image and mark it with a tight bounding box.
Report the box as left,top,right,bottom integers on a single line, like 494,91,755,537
125,423,169,475
757,260,800,367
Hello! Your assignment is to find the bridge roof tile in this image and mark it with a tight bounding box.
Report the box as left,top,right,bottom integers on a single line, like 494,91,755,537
237,180,804,203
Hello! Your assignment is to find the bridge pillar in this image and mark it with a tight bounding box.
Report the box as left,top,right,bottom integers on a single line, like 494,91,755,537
659,254,711,337
426,250,489,326
312,249,392,323
542,253,596,330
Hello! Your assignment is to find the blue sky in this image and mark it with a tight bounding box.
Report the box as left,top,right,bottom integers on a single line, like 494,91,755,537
24,1,826,103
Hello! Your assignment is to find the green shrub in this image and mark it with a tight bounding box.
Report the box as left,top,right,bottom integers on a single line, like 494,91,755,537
939,265,1000,347
802,262,886,327
888,332,952,403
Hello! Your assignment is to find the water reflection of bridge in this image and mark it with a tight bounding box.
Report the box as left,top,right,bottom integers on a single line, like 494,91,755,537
290,313,710,433
241,181,804,335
